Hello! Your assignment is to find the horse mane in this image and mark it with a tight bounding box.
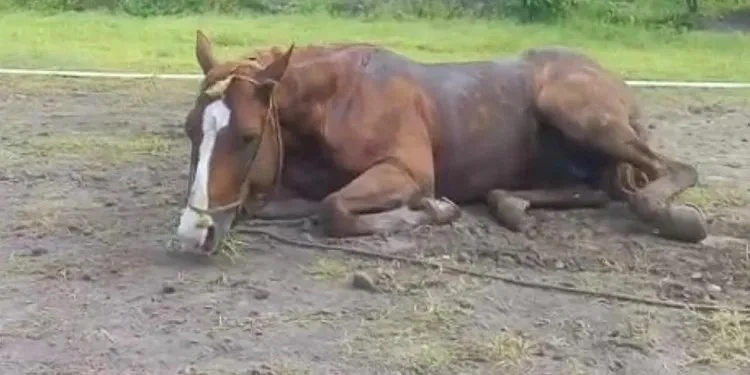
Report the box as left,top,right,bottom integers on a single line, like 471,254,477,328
199,42,377,94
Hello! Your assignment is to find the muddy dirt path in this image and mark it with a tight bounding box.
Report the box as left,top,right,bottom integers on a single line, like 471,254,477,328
1,77,749,375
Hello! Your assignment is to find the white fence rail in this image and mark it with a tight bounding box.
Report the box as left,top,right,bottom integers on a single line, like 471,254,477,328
2,68,750,89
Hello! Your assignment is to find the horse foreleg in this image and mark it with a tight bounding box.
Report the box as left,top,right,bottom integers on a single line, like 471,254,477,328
251,198,321,220
240,186,321,220
318,162,460,237
486,186,611,231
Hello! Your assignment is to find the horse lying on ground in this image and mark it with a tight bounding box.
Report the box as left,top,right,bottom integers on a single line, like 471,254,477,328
175,30,707,255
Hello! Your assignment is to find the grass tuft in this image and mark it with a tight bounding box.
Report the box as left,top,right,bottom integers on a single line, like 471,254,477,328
687,310,750,367
307,257,350,280
0,132,179,168
349,288,533,373
676,186,750,211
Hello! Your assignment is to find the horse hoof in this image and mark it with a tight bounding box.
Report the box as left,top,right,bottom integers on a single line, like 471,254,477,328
421,197,461,225
653,204,708,243
487,191,530,232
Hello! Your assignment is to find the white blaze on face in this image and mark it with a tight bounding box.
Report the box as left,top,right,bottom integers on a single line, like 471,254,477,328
176,100,232,250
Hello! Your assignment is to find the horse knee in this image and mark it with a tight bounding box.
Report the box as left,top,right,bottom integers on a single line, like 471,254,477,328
319,196,355,237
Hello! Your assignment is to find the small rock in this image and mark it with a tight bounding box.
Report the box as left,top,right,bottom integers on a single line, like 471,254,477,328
554,260,565,270
583,357,597,367
457,251,472,263
81,274,94,282
477,248,499,261
609,359,624,371
253,289,270,300
690,272,703,280
351,271,379,293
457,299,474,309
706,283,722,293
29,248,49,257
161,284,176,294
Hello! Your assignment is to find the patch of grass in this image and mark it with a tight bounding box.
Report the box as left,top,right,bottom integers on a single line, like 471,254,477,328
461,331,535,369
676,185,750,211
563,358,588,375
0,75,198,99
348,291,533,373
607,311,658,355
687,310,750,368
352,294,466,373
216,231,248,263
1,252,47,279
0,309,58,340
16,202,63,233
0,11,749,81
307,256,349,280
9,198,98,240
22,133,177,164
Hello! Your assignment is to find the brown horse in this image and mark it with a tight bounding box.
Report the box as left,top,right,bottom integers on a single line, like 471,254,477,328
175,30,707,255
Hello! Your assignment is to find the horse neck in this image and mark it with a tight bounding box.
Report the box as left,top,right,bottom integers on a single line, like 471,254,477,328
274,60,339,135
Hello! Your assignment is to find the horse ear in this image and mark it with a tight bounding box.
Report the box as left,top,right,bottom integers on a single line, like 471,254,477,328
258,43,295,84
196,30,216,75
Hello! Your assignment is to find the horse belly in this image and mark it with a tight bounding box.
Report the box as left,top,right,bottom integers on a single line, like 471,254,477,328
434,129,535,203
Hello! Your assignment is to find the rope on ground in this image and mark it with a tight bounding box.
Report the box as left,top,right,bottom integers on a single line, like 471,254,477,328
234,227,750,314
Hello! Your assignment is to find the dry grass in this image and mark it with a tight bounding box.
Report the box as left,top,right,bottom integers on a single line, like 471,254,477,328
216,232,248,263
10,196,99,238
0,308,58,340
179,359,310,375
25,133,176,162
14,200,66,234
461,331,535,369
347,285,533,374
686,310,750,368
607,311,659,355
676,186,750,211
1,130,179,169
307,257,350,281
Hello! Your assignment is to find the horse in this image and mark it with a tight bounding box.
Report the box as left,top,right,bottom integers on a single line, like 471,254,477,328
175,30,707,255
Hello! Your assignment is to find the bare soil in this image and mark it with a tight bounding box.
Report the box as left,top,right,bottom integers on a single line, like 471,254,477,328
1,77,749,375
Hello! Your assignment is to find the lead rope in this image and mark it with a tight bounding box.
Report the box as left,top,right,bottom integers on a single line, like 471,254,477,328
233,225,750,314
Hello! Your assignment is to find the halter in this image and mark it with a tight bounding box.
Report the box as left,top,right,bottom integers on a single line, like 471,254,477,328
185,70,285,220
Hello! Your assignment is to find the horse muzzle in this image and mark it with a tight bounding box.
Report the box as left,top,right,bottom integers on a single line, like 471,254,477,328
176,208,234,256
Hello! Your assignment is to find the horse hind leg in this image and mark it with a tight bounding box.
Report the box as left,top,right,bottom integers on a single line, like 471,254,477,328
534,77,706,242
576,122,706,242
486,186,611,232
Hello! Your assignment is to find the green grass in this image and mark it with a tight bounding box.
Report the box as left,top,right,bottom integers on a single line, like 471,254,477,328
1,10,750,81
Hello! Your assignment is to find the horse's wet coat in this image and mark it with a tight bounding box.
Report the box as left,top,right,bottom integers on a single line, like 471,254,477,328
175,31,707,254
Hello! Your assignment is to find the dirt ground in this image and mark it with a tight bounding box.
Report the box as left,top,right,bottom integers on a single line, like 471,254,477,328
1,76,749,375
